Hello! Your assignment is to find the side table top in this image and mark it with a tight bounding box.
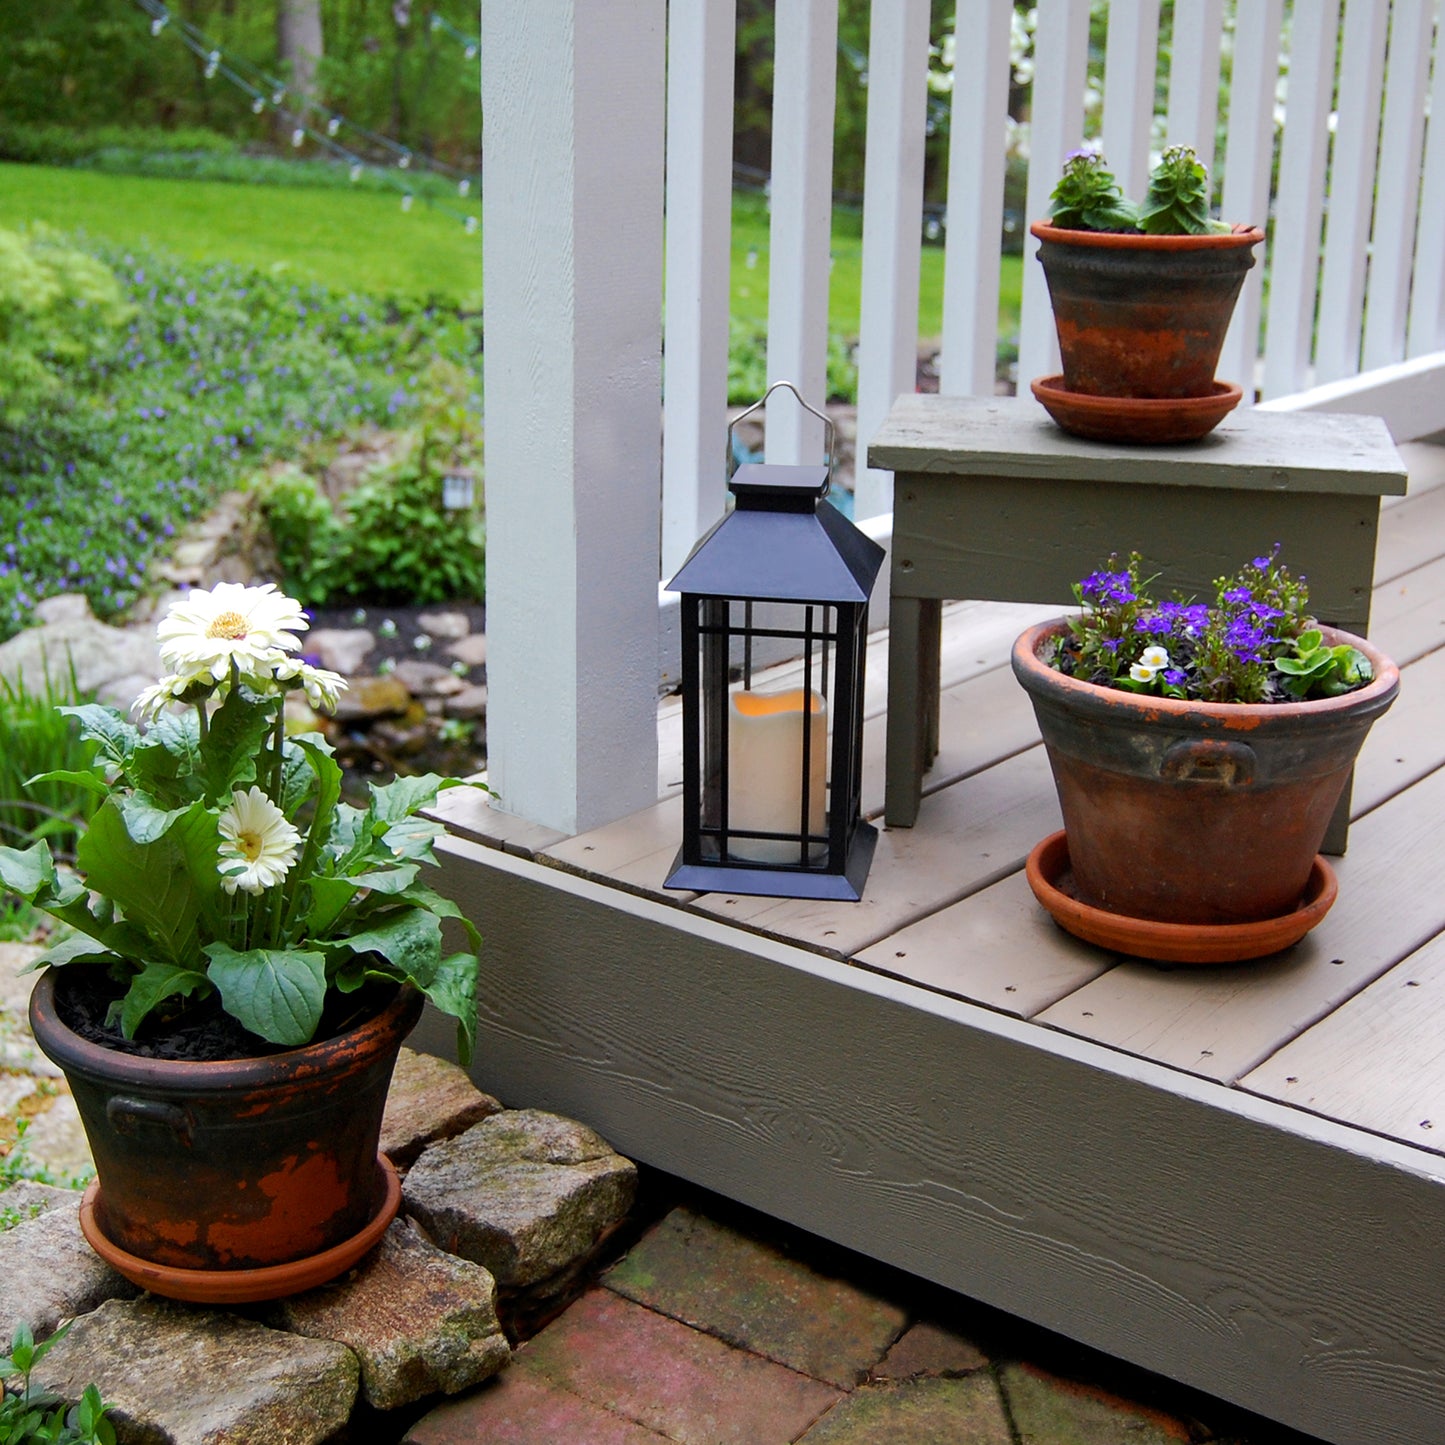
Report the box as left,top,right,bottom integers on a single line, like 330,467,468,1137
868,394,1407,497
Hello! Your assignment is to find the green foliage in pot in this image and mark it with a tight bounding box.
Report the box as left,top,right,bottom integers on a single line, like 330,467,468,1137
0,583,483,1061
1047,145,1234,236
1052,547,1376,705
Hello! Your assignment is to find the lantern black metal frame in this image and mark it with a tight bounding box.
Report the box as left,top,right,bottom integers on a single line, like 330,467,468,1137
664,382,884,902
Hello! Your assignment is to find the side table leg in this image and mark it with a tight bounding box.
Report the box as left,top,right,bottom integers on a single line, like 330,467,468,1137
885,596,941,828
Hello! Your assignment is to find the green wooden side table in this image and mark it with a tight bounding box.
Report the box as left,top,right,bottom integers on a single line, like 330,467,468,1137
868,394,1407,852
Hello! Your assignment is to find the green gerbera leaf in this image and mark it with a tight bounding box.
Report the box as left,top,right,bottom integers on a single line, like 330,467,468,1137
204,943,326,1047
119,961,210,1038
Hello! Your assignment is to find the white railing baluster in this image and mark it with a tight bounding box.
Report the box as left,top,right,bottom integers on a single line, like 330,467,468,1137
1218,0,1285,400
1363,0,1435,371
1166,0,1224,176
1018,0,1092,391
1409,9,1445,357
1314,0,1389,385
854,0,930,521
939,0,1013,398
766,0,839,466
661,0,736,576
1261,0,1341,400
1101,0,1161,197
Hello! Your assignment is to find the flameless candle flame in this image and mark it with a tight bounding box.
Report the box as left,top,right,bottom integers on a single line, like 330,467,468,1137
727,688,827,864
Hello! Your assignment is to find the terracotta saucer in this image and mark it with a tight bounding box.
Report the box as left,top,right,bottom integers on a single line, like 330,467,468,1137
79,1156,401,1304
1025,831,1338,964
1030,375,1243,444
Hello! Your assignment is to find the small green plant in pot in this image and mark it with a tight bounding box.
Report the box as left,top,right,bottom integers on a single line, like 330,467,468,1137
1011,549,1399,962
0,582,484,1301
1030,145,1265,441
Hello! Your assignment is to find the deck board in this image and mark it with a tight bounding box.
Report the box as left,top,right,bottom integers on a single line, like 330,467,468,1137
1240,932,1445,1155
1034,765,1445,1083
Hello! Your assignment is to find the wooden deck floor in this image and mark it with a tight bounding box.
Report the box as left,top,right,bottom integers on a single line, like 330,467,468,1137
428,438,1445,1445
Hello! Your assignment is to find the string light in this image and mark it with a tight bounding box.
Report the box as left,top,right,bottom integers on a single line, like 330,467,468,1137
128,0,481,234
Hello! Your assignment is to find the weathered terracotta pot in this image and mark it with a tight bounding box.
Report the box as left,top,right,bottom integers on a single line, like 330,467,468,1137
30,972,422,1291
1011,621,1399,927
1030,221,1265,401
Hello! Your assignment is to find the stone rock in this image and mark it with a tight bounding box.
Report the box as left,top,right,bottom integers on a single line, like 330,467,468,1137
0,1179,75,1227
33,593,94,626
998,1362,1198,1445
442,684,488,721
271,1218,510,1409
0,616,161,698
381,1048,503,1168
393,660,465,697
307,627,375,676
0,1195,138,1343
403,1110,638,1289
445,633,487,669
331,674,412,723
418,610,471,642
20,1088,94,1178
34,1297,358,1445
96,671,156,713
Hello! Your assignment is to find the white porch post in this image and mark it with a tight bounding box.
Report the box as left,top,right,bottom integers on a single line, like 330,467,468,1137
481,0,665,835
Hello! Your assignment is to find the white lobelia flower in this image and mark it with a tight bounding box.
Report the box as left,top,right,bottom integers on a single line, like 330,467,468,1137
273,658,348,713
216,786,302,896
1139,645,1171,671
1129,662,1160,683
157,582,308,684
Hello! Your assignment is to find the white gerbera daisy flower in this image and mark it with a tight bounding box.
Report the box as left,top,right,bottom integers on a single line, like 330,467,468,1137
157,583,308,684
274,658,348,713
217,786,301,896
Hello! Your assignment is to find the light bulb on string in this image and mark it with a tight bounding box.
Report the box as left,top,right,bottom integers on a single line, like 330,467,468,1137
398,152,411,170
457,178,470,197
150,13,168,36
204,51,220,79
327,116,341,136
251,96,266,114
271,87,286,106
464,215,478,235
349,162,363,182
465,44,478,59
401,193,414,212
291,127,305,148
430,12,442,29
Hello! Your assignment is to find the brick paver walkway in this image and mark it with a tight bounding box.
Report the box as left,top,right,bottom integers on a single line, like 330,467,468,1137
406,1186,1328,1445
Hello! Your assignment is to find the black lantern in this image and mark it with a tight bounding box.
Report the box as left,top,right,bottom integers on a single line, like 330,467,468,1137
665,382,885,902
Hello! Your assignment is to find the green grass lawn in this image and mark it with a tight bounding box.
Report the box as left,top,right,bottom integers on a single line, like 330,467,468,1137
0,163,484,309
1,162,1020,343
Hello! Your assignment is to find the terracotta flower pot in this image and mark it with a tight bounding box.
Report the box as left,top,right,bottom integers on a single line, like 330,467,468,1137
30,972,422,1298
1011,620,1399,929
1029,221,1265,401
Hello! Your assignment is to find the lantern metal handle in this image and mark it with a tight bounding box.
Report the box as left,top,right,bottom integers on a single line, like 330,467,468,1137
727,380,835,491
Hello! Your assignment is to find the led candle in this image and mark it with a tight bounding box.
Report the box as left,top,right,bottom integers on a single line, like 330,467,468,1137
727,687,827,863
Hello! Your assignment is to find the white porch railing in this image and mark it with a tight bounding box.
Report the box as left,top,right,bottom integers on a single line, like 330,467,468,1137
482,0,1445,835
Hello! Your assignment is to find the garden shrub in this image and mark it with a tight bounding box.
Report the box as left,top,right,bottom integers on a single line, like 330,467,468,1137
253,359,484,608
0,226,133,427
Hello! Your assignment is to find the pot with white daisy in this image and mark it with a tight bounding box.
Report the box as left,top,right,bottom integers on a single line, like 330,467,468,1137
1,582,484,1304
